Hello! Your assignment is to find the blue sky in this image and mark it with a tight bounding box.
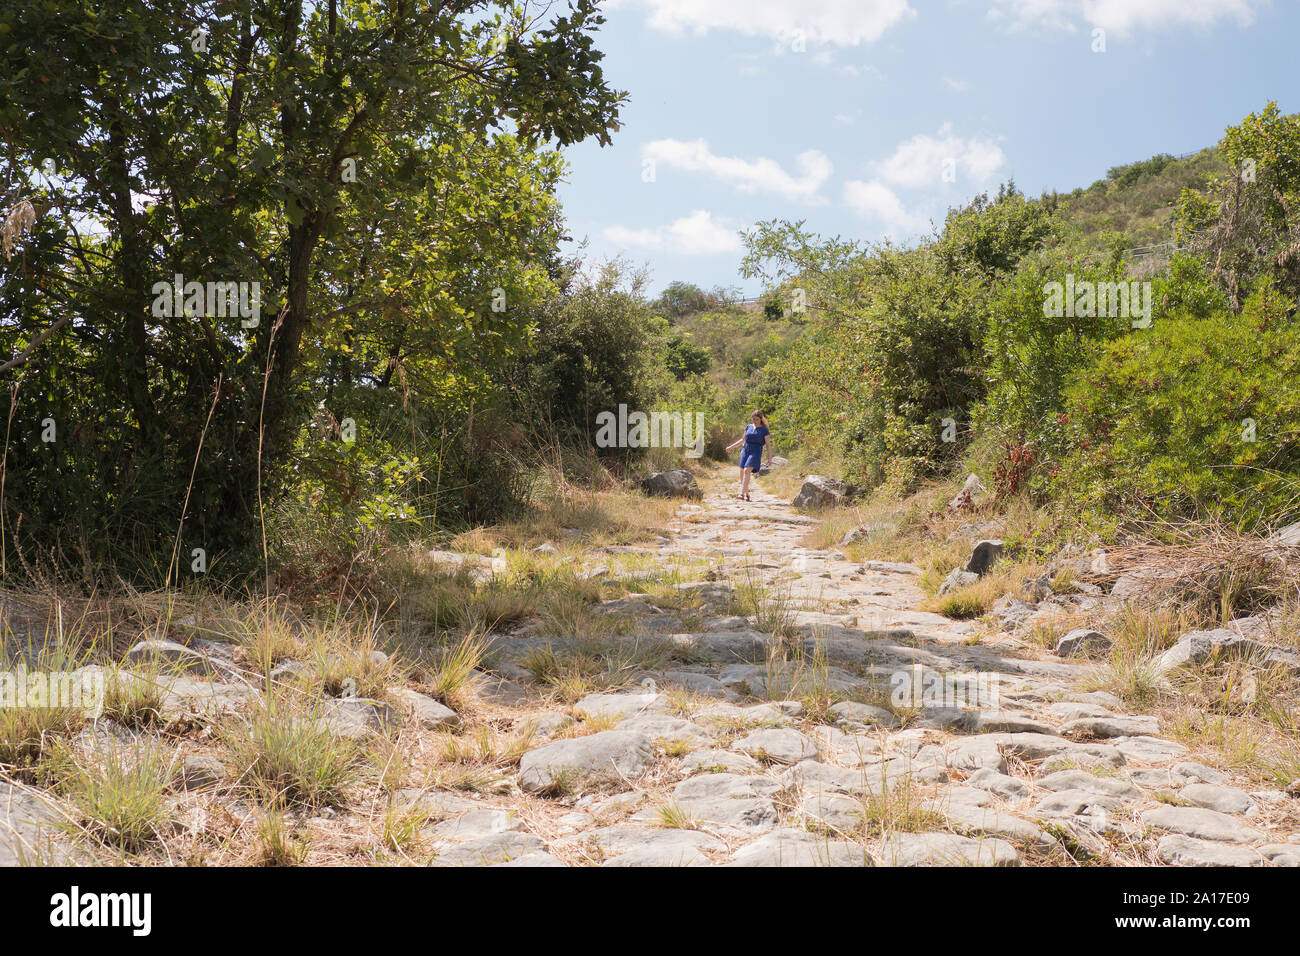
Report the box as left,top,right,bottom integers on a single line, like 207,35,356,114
555,0,1297,296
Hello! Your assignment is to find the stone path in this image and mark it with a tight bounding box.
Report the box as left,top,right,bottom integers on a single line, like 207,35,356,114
452,481,1300,867
4,478,1297,867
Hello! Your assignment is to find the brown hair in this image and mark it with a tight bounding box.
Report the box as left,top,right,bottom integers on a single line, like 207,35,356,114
751,411,768,428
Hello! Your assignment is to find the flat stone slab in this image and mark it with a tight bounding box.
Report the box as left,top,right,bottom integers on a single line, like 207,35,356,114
518,730,654,793
1157,835,1264,867
1140,806,1265,843
678,749,760,774
726,829,871,866
574,692,665,720
1061,716,1161,738
430,832,547,866
1179,784,1256,815
1037,770,1140,800
877,832,1020,867
731,728,819,764
965,769,1029,801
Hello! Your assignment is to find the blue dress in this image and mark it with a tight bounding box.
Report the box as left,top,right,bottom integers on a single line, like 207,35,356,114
740,424,768,471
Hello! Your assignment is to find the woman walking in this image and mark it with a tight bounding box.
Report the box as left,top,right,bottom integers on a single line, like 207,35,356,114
725,411,771,501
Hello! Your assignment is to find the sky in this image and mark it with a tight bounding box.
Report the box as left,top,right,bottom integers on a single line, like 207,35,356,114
555,0,1298,296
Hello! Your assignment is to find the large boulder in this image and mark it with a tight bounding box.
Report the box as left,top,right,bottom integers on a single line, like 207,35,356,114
639,468,701,499
965,539,1005,576
1055,628,1112,658
792,475,861,510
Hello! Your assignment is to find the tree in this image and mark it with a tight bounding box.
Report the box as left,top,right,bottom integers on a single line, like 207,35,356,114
0,0,624,580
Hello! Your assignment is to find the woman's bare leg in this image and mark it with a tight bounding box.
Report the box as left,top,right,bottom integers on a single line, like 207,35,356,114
741,467,752,497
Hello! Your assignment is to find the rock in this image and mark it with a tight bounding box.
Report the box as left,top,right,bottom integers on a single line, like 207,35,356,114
1179,784,1257,815
0,782,66,866
966,768,1029,801
965,540,1005,576
786,759,875,796
602,843,711,867
525,712,574,738
1037,770,1140,800
618,714,713,749
1034,789,1127,816
792,475,861,510
269,660,315,683
727,829,870,867
124,639,220,677
971,712,1058,735
861,561,922,576
570,826,724,862
574,692,664,721
1061,715,1161,739
679,749,760,774
937,567,979,596
799,792,865,830
388,687,459,729
1140,806,1266,843
1055,629,1113,658
731,728,819,765
929,802,1048,846
639,469,702,499
877,832,1018,867
673,773,781,802
829,701,899,728
1154,629,1300,676
173,754,224,791
1271,520,1300,547
947,474,988,511
1114,736,1187,762
1157,835,1264,867
518,731,655,794
429,809,524,841
1259,843,1300,866
490,852,566,867
322,697,396,736
430,832,547,866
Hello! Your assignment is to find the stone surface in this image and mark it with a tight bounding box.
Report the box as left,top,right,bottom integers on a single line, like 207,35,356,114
1140,806,1266,843
966,540,1005,577
1055,629,1113,658
430,832,547,866
727,829,870,867
124,639,220,677
731,728,819,765
389,687,459,729
1157,835,1264,867
877,832,1019,867
1178,784,1257,816
518,731,655,793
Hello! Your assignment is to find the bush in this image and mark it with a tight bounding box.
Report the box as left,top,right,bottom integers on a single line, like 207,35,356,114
1051,288,1300,530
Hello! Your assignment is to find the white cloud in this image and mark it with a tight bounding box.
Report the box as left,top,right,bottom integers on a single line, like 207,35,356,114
834,109,864,125
842,180,927,232
603,210,744,256
643,139,833,202
943,76,970,92
633,0,916,46
988,0,1265,34
874,123,1005,190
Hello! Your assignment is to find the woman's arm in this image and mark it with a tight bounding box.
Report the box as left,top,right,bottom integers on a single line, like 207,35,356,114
764,434,772,462
725,436,744,452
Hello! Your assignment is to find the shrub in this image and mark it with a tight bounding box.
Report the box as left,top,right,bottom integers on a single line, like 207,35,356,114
1051,288,1300,530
